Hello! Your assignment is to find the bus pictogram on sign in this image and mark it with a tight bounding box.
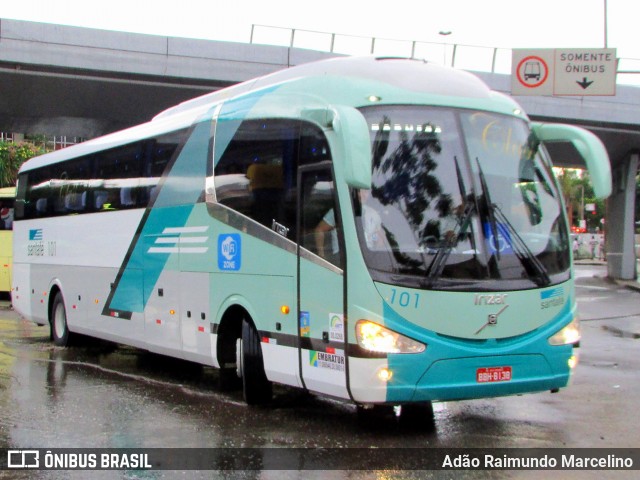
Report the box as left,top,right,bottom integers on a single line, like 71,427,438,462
516,56,549,89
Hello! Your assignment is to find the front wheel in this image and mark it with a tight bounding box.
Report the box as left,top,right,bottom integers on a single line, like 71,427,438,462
240,318,272,405
399,402,435,430
51,292,73,347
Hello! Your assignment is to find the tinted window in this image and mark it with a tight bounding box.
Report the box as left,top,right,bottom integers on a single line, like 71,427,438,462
214,119,330,238
16,129,186,220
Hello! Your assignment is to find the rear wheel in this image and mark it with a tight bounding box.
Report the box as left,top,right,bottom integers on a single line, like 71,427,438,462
240,318,272,405
51,292,73,347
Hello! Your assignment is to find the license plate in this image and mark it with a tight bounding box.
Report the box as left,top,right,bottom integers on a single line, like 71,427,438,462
476,366,512,383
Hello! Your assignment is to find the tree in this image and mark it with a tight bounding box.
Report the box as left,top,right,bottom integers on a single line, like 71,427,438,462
0,141,45,187
556,169,582,228
555,168,605,232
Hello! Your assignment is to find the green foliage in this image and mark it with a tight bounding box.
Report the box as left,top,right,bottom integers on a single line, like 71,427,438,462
556,168,605,232
0,141,45,187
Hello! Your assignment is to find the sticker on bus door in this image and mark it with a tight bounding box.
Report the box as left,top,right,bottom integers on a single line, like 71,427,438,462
218,234,241,271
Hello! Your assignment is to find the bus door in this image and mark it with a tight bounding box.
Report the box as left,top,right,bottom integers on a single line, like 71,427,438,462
297,164,348,398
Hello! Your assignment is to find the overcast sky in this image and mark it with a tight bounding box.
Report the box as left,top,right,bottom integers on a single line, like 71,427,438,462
2,0,639,84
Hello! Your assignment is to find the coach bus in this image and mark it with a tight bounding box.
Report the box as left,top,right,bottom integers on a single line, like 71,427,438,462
0,186,15,295
12,57,611,421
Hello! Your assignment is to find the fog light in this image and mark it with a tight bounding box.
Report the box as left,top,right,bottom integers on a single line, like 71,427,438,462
568,352,579,370
377,368,393,382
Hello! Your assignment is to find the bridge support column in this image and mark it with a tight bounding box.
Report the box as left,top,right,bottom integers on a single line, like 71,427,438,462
606,152,638,280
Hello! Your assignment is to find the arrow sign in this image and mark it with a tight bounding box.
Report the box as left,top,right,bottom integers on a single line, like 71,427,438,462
554,48,616,96
576,77,594,89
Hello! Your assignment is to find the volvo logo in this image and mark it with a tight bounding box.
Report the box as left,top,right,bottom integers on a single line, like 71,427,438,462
475,305,509,335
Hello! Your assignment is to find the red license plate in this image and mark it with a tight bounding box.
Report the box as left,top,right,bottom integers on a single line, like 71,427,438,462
476,366,512,383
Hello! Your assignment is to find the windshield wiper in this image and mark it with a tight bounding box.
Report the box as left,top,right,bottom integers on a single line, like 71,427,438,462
490,204,551,287
424,157,476,288
476,158,501,261
475,159,551,287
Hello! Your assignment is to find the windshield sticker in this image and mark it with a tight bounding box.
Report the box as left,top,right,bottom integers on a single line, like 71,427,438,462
483,222,514,254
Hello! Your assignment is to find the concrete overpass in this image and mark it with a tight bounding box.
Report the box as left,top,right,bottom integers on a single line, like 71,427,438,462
1,18,638,279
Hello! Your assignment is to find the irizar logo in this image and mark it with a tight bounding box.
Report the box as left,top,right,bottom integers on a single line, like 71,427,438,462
474,293,508,306
218,234,241,271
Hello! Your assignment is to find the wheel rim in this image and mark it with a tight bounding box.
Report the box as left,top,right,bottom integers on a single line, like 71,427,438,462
53,303,66,339
235,337,243,378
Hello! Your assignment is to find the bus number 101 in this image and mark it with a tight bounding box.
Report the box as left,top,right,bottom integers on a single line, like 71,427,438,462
390,289,420,309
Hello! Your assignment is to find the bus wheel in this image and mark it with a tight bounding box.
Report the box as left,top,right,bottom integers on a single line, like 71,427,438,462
240,318,272,405
51,292,73,347
356,404,397,426
399,402,435,430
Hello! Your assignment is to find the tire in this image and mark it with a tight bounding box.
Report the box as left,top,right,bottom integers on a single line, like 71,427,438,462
240,318,272,405
51,292,73,347
399,402,435,431
356,404,397,426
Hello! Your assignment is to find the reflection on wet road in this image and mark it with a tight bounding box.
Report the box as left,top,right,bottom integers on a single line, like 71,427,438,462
1,265,638,479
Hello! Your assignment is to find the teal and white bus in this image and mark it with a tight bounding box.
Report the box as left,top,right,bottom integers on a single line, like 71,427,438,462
12,57,611,418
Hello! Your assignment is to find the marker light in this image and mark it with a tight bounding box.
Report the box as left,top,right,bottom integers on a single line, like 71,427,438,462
280,305,290,315
355,320,426,354
548,315,581,346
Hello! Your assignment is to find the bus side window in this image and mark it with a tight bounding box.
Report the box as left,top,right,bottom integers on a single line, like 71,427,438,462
214,119,293,234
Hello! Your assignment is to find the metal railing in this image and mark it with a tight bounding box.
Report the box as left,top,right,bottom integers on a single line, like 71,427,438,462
249,24,640,81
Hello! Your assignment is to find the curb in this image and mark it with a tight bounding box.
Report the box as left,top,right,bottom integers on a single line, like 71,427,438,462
601,325,640,340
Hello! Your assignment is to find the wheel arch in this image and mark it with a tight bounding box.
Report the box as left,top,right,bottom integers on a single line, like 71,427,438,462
47,281,63,328
215,296,257,369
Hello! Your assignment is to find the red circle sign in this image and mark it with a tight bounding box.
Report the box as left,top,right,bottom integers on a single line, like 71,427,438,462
516,55,549,88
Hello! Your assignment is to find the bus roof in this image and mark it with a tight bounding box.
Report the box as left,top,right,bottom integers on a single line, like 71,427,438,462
19,56,526,174
154,56,522,120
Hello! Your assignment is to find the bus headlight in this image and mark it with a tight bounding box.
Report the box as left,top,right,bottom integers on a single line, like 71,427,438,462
548,315,581,346
356,320,426,354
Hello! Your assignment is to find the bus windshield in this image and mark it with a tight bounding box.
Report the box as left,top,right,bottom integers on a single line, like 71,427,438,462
354,106,570,291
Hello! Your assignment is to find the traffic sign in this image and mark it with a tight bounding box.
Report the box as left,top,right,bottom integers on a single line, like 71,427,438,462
512,49,554,96
511,48,617,97
554,48,617,96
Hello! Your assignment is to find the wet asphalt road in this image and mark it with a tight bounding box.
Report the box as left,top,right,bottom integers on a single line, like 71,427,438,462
0,265,639,479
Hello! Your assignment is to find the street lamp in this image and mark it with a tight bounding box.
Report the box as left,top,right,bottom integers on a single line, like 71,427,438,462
439,31,452,66
604,0,608,48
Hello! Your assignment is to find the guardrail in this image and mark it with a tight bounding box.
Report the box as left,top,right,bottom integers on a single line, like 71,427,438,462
250,24,640,82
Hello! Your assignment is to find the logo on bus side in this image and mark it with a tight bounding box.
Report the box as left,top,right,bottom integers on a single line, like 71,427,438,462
218,234,241,271
540,287,564,309
27,228,45,256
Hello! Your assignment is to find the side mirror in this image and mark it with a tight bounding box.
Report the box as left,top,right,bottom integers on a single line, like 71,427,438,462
330,106,372,189
531,122,611,198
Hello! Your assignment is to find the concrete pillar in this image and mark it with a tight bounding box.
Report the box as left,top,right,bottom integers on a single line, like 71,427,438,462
606,153,638,280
